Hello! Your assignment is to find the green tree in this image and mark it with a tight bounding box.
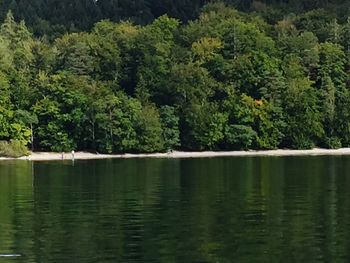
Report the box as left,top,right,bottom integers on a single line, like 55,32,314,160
160,106,180,150
14,110,38,151
282,76,323,148
182,103,228,150
136,105,164,153
135,15,180,103
225,124,257,150
93,92,141,153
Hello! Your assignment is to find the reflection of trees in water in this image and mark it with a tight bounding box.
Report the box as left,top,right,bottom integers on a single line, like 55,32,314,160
2,158,350,261
0,161,33,257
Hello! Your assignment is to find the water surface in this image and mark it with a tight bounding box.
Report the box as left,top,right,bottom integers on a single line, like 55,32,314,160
1,156,350,262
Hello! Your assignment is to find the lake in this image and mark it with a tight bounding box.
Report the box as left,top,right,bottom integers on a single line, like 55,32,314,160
1,156,350,262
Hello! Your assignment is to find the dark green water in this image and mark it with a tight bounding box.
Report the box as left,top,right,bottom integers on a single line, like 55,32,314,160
1,156,350,262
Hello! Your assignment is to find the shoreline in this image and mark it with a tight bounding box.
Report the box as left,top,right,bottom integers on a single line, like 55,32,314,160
1,148,350,161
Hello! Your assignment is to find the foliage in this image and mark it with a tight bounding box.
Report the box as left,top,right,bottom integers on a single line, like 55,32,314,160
160,106,180,150
2,2,350,155
225,124,257,150
0,140,29,157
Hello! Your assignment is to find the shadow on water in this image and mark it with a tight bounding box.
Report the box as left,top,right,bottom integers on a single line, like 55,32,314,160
1,156,350,262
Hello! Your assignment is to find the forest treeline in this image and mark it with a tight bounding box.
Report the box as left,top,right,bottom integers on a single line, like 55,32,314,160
2,2,350,154
2,0,350,36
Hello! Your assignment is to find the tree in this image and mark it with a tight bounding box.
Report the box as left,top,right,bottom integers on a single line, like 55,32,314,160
15,110,38,151
32,72,89,151
182,102,228,150
282,76,323,148
136,105,164,153
160,106,180,150
93,92,141,153
135,15,180,103
318,42,346,89
225,124,257,150
2,1,350,155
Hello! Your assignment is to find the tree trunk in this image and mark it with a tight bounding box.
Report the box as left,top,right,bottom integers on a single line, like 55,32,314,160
30,123,34,152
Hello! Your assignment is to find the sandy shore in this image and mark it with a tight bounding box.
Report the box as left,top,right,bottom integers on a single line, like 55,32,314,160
0,148,349,161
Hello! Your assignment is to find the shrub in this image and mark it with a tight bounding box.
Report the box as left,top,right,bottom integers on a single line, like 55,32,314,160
225,125,257,150
0,140,29,158
324,136,342,149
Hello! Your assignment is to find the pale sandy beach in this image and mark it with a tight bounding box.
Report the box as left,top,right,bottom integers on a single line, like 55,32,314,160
0,148,350,161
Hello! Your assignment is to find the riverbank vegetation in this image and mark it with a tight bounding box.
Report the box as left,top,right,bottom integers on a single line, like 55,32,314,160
0,140,29,157
2,1,350,153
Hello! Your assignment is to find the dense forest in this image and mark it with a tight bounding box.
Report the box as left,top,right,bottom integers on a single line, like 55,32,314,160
1,1,350,155
2,0,350,36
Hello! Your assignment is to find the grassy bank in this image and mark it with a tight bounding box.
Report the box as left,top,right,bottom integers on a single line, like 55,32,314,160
0,140,29,158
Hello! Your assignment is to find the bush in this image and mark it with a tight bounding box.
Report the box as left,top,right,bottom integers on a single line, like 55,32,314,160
291,136,315,149
225,125,257,150
0,140,29,158
324,136,342,149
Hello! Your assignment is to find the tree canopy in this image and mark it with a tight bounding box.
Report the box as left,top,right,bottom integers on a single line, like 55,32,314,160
1,0,350,36
2,2,350,154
